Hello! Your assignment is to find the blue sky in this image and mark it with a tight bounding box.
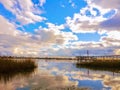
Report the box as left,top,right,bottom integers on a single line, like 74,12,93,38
0,0,120,56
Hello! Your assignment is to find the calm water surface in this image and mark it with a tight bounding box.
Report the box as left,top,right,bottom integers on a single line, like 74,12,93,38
0,59,120,90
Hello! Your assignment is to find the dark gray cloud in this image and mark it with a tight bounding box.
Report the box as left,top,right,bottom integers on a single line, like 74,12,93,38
100,12,120,30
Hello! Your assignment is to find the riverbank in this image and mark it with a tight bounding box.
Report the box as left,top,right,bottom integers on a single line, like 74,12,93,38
76,60,120,72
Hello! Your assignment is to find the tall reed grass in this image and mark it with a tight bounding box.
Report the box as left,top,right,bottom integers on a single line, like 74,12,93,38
0,57,37,74
76,60,120,72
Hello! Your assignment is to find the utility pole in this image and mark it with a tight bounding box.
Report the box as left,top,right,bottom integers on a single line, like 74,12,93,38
87,50,89,56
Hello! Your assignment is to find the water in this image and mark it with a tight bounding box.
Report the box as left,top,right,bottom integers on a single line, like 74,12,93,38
0,60,120,90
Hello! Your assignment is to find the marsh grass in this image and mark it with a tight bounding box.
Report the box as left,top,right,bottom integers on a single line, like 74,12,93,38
0,57,37,74
0,57,37,83
76,60,120,72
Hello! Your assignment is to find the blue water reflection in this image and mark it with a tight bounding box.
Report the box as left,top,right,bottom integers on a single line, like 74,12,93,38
38,60,120,90
0,60,119,90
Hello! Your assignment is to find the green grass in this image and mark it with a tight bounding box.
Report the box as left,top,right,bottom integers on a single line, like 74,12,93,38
76,60,120,72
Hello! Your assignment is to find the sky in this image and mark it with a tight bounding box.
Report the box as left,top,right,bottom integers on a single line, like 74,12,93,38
0,0,120,56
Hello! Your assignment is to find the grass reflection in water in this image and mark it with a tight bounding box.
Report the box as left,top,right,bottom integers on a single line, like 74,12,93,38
0,57,37,83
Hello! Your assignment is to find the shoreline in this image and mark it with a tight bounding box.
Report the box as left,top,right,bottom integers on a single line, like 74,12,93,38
76,60,120,72
0,58,37,74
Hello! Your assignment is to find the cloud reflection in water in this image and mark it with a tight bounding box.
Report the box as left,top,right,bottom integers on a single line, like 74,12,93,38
38,60,120,90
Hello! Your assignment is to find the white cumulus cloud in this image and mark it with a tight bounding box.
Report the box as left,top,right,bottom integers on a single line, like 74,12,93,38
0,0,46,25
